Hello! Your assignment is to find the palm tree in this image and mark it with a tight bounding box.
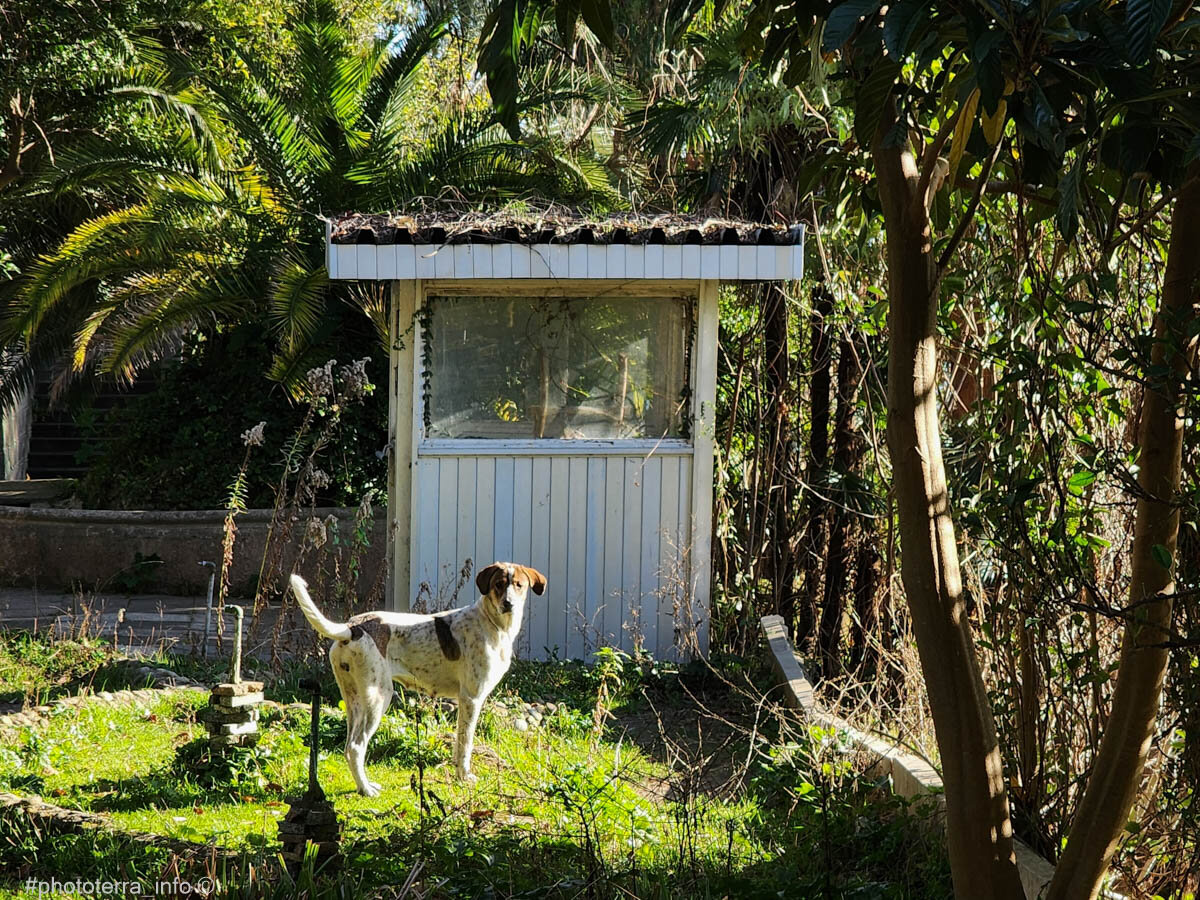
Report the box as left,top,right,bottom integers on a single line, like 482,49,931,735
1,0,614,400
0,0,223,409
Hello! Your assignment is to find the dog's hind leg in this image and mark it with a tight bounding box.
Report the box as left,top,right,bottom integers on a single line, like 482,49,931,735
453,695,483,785
346,666,391,797
331,648,369,796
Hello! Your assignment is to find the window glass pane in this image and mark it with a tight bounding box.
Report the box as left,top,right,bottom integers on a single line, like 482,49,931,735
424,294,692,440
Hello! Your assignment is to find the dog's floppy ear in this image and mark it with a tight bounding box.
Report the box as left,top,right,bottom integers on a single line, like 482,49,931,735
523,566,547,596
476,563,501,597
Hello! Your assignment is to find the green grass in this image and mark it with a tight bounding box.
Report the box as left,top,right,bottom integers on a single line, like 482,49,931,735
0,633,115,708
0,629,328,708
0,638,951,898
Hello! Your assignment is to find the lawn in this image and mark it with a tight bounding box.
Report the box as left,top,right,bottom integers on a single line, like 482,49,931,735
0,635,951,898
0,633,114,710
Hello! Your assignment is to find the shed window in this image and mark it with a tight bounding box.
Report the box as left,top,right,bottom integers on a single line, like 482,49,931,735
423,294,692,440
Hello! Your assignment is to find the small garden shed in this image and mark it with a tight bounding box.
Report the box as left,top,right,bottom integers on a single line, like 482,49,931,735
326,213,804,660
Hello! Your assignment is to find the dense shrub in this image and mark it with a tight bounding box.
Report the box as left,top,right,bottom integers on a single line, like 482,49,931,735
74,325,388,510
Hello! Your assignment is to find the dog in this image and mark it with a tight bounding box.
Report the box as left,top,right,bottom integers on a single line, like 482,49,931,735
289,562,546,796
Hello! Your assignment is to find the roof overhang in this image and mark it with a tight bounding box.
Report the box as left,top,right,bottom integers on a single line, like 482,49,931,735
324,214,805,282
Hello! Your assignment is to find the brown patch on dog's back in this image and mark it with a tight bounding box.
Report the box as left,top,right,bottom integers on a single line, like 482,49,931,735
348,614,392,657
433,615,461,661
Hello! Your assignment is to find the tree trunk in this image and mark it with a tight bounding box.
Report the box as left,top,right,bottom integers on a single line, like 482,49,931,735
2,380,32,480
848,520,883,678
796,285,833,649
818,336,865,678
1015,582,1042,813
742,149,801,634
873,105,1026,898
763,281,797,626
1046,166,1200,900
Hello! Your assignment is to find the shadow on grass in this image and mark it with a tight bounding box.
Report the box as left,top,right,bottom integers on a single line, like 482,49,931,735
75,704,455,817
3,786,951,900
262,701,454,771
78,732,291,814
336,795,951,900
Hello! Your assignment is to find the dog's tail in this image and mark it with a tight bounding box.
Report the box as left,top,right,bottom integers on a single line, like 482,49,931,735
289,574,352,641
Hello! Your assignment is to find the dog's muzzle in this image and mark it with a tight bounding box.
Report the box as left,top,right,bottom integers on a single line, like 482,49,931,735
501,597,513,613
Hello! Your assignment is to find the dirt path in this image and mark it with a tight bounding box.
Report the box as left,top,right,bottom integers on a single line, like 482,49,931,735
611,675,774,802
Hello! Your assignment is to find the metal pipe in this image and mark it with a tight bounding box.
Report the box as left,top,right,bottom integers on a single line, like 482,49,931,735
199,561,216,658
299,678,325,801
228,604,243,684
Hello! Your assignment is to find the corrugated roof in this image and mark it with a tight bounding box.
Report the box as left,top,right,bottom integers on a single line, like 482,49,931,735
329,212,803,247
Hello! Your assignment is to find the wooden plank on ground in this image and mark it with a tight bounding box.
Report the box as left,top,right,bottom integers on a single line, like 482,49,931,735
0,479,75,505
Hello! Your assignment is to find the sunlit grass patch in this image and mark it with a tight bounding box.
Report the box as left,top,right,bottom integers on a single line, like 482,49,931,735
0,692,206,796
0,646,952,898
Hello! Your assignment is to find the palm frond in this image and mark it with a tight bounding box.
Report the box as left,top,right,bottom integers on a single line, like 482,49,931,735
0,345,50,410
359,9,450,127
72,298,122,372
112,83,228,171
293,1,354,126
267,336,331,396
626,96,717,158
199,61,324,208
514,59,615,117
268,253,329,347
7,205,159,339
344,281,390,347
97,268,258,381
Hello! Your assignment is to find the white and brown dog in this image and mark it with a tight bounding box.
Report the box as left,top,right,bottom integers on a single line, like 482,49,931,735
289,562,546,796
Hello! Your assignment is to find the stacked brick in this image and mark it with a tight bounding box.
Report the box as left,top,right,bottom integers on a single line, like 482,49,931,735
278,794,342,873
200,681,264,749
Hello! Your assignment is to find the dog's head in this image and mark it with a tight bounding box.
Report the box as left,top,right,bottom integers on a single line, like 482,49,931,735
475,562,547,616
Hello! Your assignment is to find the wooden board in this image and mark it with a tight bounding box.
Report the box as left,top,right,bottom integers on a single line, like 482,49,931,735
0,479,75,505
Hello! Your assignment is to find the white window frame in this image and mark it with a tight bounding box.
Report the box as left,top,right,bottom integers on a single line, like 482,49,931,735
412,280,701,457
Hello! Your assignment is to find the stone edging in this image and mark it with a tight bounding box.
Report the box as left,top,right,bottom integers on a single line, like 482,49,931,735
758,614,1115,900
0,661,207,740
0,792,237,863
0,673,240,869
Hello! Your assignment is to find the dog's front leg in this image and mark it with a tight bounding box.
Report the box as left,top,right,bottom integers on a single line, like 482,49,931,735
454,695,483,785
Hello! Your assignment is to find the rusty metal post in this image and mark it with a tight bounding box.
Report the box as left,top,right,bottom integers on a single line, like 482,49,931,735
299,677,325,802
228,604,243,684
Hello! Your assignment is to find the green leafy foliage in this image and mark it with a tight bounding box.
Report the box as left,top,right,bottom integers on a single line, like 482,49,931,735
477,0,617,138
73,329,387,509
3,0,616,406
1126,0,1174,64
822,0,882,54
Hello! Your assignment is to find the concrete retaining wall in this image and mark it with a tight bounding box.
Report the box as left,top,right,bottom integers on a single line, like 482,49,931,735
759,614,1090,900
0,506,387,596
